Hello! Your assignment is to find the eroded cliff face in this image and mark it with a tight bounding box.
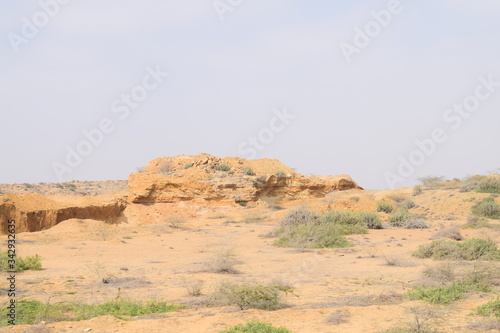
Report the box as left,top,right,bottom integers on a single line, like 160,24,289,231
0,154,363,233
129,153,363,204
0,193,126,233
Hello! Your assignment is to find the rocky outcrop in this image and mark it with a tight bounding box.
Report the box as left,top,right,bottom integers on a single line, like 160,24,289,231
129,153,362,204
0,193,126,233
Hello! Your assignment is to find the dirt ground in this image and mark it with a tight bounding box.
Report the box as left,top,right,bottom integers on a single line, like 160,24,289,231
1,186,499,333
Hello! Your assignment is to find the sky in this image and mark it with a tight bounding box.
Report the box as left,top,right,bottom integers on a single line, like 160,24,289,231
1,0,499,190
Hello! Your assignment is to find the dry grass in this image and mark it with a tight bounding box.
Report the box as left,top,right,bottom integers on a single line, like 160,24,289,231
433,227,463,241
204,248,240,274
326,309,350,325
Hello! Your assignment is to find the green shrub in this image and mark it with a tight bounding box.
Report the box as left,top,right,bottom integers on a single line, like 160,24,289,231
275,170,286,177
388,208,412,227
350,196,360,202
216,163,231,171
77,299,183,319
219,321,293,333
242,167,255,176
475,298,500,317
183,163,193,169
210,282,293,311
0,299,183,326
476,178,500,194
0,253,42,273
377,201,394,213
273,209,378,248
472,197,500,219
406,278,490,305
413,239,500,261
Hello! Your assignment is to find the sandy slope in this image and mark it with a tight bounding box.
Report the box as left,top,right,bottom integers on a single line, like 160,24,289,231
1,188,499,333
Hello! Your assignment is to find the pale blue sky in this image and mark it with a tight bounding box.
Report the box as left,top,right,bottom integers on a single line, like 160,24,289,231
1,0,499,189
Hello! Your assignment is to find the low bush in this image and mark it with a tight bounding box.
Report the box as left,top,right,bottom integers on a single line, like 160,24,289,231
422,262,456,283
406,278,490,305
413,238,499,261
475,298,500,318
0,253,42,273
471,197,500,219
418,176,445,187
0,299,183,326
476,178,500,194
388,208,412,227
242,167,255,176
216,163,231,171
433,227,463,240
209,282,294,311
377,201,394,213
404,218,429,229
273,208,380,249
219,321,293,333
402,199,416,209
275,170,286,177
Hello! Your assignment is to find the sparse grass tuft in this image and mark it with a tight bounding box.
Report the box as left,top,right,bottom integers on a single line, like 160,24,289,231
472,197,500,219
219,321,293,333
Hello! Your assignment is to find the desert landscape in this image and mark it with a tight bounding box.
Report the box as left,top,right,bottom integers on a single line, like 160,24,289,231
0,153,499,333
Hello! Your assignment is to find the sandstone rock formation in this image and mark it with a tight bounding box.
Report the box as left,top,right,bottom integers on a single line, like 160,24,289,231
0,193,126,233
128,153,362,204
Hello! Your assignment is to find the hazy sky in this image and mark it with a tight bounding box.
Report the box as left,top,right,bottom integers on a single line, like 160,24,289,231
1,0,499,189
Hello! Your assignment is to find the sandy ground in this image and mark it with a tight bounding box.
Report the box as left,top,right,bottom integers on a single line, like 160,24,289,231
1,188,499,333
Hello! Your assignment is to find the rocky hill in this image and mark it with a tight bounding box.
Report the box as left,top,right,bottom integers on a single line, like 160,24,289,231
128,153,362,204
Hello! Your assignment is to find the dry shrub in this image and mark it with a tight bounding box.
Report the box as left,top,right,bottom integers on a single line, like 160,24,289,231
204,248,240,274
185,279,204,296
326,309,350,325
433,226,463,240
422,262,456,283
